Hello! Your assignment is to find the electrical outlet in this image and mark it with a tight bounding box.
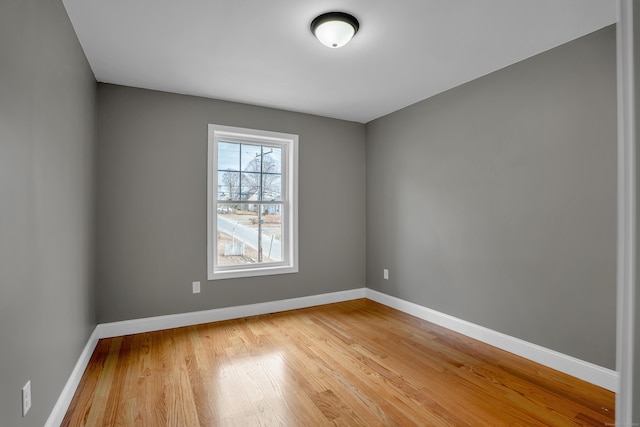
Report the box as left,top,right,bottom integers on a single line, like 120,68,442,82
383,269,389,280
22,381,31,417
192,281,201,294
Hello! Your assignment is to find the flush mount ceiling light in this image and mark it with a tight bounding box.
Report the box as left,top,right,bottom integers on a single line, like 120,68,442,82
310,12,359,48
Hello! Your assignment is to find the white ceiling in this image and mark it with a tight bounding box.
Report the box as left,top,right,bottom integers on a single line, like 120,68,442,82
62,0,616,123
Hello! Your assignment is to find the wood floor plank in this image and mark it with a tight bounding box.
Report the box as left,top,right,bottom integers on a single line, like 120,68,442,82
62,299,615,426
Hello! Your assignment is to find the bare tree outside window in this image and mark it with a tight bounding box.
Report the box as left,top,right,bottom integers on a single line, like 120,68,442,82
241,152,282,201
219,171,240,200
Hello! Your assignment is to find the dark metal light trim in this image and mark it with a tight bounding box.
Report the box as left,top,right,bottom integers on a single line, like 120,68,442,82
310,12,360,36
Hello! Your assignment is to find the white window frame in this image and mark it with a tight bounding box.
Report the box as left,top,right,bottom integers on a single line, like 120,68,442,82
208,124,298,280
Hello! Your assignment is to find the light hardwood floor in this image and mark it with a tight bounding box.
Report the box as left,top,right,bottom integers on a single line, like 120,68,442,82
62,299,614,426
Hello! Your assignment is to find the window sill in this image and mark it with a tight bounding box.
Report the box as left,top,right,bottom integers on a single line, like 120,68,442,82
208,264,298,281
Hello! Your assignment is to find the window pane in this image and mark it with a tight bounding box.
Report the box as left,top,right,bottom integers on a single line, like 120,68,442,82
218,142,240,171
263,147,282,174
217,171,240,200
262,174,282,201
241,144,262,172
216,204,255,266
260,205,283,262
240,172,261,200
216,203,282,265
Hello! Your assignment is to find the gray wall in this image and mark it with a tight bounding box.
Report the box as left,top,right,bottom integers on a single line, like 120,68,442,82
97,84,366,322
366,27,617,369
634,2,640,421
0,1,97,426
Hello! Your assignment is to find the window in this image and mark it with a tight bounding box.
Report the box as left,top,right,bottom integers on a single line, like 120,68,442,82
208,124,298,280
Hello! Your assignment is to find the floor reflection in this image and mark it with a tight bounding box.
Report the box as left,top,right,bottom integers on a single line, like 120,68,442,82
215,352,290,425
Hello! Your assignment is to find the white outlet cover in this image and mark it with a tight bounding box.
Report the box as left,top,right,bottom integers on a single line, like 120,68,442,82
22,380,31,416
192,281,201,294
383,269,389,280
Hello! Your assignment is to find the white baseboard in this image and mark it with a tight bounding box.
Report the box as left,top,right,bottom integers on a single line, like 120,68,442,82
45,328,100,427
365,288,618,392
95,288,367,339
48,286,618,424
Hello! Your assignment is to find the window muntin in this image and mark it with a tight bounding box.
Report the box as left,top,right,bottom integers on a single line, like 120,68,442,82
208,125,298,280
